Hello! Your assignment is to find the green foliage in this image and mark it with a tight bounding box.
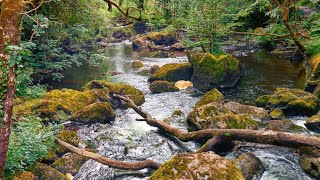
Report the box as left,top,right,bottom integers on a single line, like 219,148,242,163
4,116,61,176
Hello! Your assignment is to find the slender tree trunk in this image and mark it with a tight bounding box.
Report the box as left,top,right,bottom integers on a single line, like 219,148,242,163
0,0,24,176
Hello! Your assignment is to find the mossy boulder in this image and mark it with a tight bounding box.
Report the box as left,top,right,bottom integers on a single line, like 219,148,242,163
269,108,286,119
233,153,264,180
171,109,184,117
187,102,258,131
31,162,68,180
13,171,35,180
146,31,178,46
189,53,241,92
83,80,145,106
150,152,245,180
149,65,160,74
266,120,304,133
112,28,132,40
51,153,88,175
299,147,320,179
132,35,151,50
305,114,320,133
255,88,320,117
149,80,179,94
225,102,270,122
71,102,116,124
55,130,80,155
14,89,95,121
148,63,193,83
194,88,224,109
131,60,144,68
305,54,320,93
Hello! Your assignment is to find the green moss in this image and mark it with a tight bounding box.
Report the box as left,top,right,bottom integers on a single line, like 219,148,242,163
71,102,115,124
148,63,193,83
266,120,304,133
51,153,88,175
194,88,224,109
255,95,271,107
83,80,145,106
298,148,320,179
56,130,80,147
30,162,68,180
131,60,144,68
12,171,35,180
269,108,286,119
171,109,184,117
146,31,177,46
150,152,245,180
149,80,180,94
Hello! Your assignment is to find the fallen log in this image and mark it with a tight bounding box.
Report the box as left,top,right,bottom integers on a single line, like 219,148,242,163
113,94,320,149
56,138,160,170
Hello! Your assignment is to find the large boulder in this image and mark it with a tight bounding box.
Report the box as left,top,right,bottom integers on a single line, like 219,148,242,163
255,88,320,117
146,31,178,46
305,114,320,133
51,153,88,175
149,80,179,94
150,152,245,180
148,63,193,83
131,60,144,69
189,53,241,92
83,80,145,106
71,102,116,124
305,54,320,93
194,88,224,109
187,102,258,131
225,102,270,122
31,162,68,180
233,153,264,180
299,147,320,179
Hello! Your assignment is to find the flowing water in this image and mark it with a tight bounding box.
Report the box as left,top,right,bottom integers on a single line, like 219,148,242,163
54,43,315,180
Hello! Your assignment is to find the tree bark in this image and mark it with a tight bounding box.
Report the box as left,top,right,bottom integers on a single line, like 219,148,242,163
113,94,320,149
56,138,160,170
0,0,24,176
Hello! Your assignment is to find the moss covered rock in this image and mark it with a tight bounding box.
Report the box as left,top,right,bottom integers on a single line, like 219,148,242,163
171,109,184,117
189,53,241,92
148,63,193,83
194,88,224,109
187,102,258,131
51,153,88,175
225,102,270,122
149,80,180,94
269,108,286,119
83,80,145,106
305,114,320,133
299,147,320,179
266,120,304,133
233,153,264,180
255,88,320,117
71,102,116,124
55,129,80,155
131,60,144,68
305,54,320,93
132,35,151,50
31,162,68,180
13,171,35,180
149,65,160,74
150,152,245,180
146,31,178,46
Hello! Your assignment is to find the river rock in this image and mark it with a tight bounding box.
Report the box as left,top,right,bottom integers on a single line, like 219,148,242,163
187,102,258,131
299,147,320,179
266,120,304,133
169,42,185,51
31,162,68,180
149,80,180,94
83,80,145,106
194,88,224,109
255,88,320,117
305,114,320,133
71,102,116,124
148,63,193,83
233,153,264,180
305,53,320,93
189,53,241,92
146,31,178,46
150,152,245,180
225,102,270,122
51,153,88,175
269,108,286,119
174,80,193,90
149,65,160,74
131,60,144,68
132,35,152,50
13,171,35,180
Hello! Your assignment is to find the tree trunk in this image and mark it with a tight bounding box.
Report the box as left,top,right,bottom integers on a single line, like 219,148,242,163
0,0,24,176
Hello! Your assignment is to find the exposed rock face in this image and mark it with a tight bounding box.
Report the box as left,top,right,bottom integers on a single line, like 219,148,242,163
187,102,258,131
51,153,88,175
150,152,245,180
305,114,320,133
266,120,304,133
131,60,144,68
31,162,69,180
174,80,193,90
225,102,270,122
255,88,320,117
149,80,180,94
71,102,116,124
189,53,241,92
233,153,264,180
148,63,193,83
305,54,320,94
194,88,224,109
299,147,320,179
